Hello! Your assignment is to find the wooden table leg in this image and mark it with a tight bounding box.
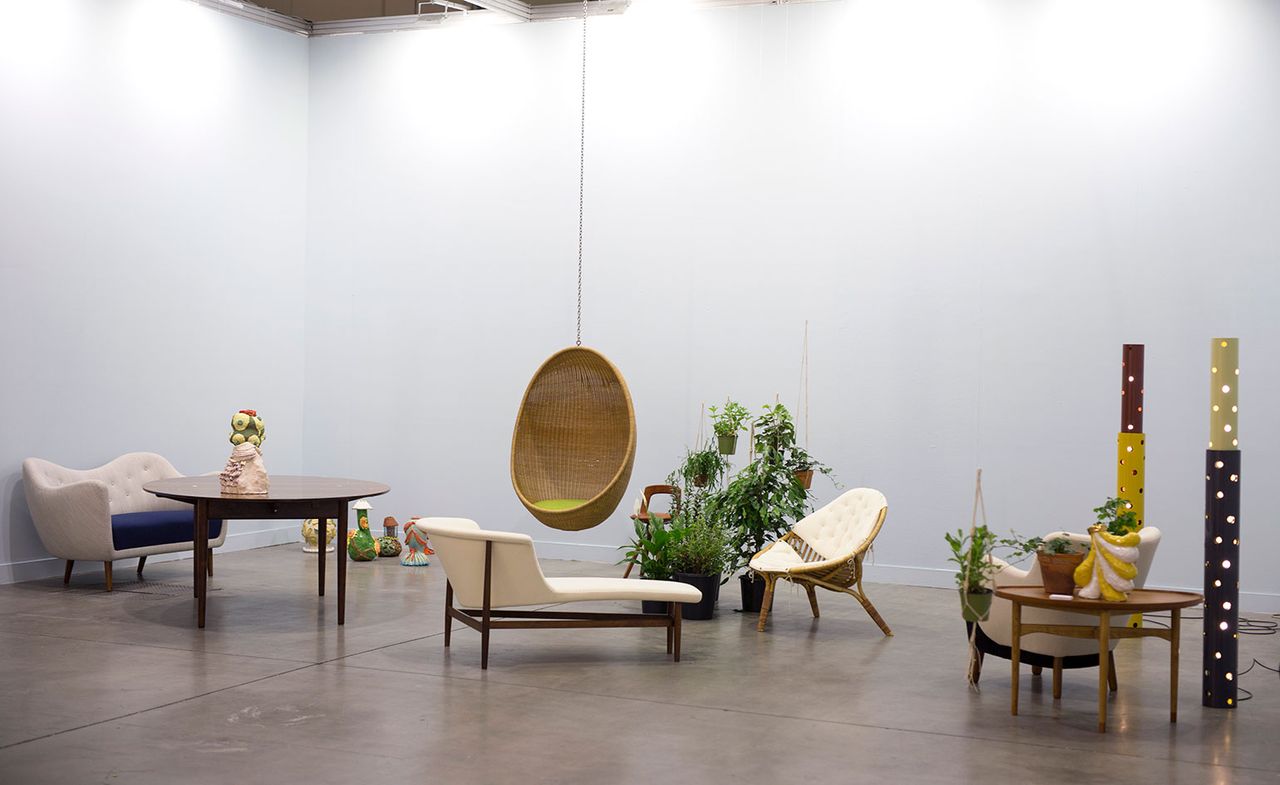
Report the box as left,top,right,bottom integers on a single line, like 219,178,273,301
195,500,208,629
1171,608,1180,723
1010,600,1021,716
1098,611,1110,732
193,504,203,599
318,513,326,598
337,503,348,626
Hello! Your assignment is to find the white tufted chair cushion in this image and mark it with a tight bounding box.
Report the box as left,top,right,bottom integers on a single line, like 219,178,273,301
791,488,888,561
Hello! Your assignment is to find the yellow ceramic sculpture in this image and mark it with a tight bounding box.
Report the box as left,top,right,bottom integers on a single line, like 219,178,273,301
1074,525,1141,602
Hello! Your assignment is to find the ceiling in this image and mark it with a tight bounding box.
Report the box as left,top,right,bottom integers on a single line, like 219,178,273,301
253,0,574,19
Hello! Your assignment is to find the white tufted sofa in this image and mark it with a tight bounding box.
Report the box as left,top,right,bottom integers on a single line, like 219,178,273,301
21,452,227,590
748,487,892,636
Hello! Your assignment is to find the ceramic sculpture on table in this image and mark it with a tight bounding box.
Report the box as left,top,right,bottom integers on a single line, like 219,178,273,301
401,517,434,566
219,410,268,495
347,500,378,561
1074,525,1141,602
301,518,337,553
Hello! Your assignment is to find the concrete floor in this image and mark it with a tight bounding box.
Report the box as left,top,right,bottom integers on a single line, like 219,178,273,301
0,545,1276,784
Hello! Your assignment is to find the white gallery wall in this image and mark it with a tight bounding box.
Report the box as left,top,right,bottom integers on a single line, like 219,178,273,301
0,0,310,581
304,0,1280,609
1,0,1276,610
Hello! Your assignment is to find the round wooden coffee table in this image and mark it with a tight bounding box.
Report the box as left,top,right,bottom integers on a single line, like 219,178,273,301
144,475,389,628
995,586,1203,732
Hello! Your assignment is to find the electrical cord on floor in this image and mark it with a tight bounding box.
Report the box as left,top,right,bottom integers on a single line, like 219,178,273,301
1141,613,1280,703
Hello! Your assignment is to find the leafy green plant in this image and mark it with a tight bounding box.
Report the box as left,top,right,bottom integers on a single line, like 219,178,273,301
708,404,810,577
996,532,1084,563
708,400,750,437
669,514,728,576
679,445,729,488
1094,496,1139,536
618,515,688,581
945,525,997,593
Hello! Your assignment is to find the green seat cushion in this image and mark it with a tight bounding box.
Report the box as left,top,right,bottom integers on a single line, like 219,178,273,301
533,498,588,512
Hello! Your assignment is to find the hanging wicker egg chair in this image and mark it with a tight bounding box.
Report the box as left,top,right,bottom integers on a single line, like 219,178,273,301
510,346,636,531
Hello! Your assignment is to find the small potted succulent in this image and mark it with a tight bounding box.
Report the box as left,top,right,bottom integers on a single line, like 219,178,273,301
945,525,997,621
619,515,688,614
709,400,750,455
669,514,727,620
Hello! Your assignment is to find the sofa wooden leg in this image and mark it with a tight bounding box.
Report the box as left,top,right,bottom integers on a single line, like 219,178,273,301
756,576,777,632
207,550,213,577
444,581,454,648
805,584,820,618
103,561,113,592
1053,657,1063,699
1032,665,1043,676
64,560,74,586
137,556,147,577
1108,651,1118,693
480,541,492,670
673,602,683,662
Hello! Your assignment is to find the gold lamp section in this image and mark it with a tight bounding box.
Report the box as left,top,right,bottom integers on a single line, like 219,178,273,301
1208,338,1239,450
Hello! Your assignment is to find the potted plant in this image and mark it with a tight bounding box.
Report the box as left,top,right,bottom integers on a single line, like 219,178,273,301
668,514,727,620
709,400,750,455
679,445,728,489
708,404,811,612
999,532,1088,596
619,515,688,614
944,525,997,622
786,446,832,491
1094,496,1140,537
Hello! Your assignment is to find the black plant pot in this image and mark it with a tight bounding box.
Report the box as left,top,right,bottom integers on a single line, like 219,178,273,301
641,599,670,615
639,577,669,614
739,573,766,612
674,572,720,620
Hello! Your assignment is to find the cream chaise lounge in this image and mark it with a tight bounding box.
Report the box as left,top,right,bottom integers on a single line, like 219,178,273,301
424,518,702,669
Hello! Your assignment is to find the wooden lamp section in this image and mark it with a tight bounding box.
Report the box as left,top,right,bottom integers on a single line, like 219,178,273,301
1203,337,1240,709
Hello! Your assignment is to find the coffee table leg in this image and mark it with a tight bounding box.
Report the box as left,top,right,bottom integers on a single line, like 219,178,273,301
318,513,326,598
337,503,347,625
1098,611,1110,732
195,500,208,629
1171,608,1180,723
1010,600,1021,716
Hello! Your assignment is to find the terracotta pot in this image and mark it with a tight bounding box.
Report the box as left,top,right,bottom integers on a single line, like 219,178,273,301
1038,551,1087,595
793,469,814,490
692,474,708,487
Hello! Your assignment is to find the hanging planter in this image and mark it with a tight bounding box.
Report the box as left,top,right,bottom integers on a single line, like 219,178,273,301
717,434,738,455
692,474,708,488
959,588,993,622
710,401,749,456
793,469,814,490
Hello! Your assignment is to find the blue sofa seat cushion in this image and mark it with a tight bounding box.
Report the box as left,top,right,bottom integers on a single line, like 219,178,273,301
111,510,223,551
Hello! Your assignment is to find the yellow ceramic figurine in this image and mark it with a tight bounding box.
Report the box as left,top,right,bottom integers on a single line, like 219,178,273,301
1074,497,1142,602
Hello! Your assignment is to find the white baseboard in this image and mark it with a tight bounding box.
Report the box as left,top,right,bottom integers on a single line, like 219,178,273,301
0,525,301,585
532,541,1280,615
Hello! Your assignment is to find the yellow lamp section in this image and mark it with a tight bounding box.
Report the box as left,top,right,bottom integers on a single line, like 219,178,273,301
1116,432,1145,529
1209,338,1239,450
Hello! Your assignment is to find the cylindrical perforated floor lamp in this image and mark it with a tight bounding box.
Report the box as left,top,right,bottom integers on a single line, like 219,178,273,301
1203,337,1240,709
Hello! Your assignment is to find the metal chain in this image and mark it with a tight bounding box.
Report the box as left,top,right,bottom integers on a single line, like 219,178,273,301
576,0,587,347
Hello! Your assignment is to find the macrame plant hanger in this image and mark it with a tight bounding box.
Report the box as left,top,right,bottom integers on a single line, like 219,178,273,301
509,0,637,533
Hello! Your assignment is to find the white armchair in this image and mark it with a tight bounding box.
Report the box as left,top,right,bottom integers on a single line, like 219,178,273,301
22,452,228,590
971,527,1161,695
